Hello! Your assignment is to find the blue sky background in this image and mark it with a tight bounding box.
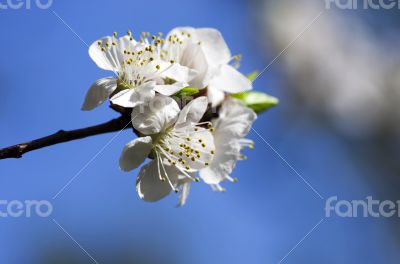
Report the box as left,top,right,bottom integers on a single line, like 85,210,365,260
0,0,399,263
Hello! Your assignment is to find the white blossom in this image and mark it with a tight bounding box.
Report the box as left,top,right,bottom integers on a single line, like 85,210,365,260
82,32,197,111
199,98,257,191
163,27,253,106
119,95,215,203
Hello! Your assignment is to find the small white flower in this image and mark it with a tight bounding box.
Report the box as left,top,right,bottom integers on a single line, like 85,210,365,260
199,98,257,191
119,95,215,203
82,32,197,111
163,27,253,106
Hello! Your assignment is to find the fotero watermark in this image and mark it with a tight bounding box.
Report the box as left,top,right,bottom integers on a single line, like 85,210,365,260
0,0,53,10
325,196,400,218
0,200,53,218
325,0,400,9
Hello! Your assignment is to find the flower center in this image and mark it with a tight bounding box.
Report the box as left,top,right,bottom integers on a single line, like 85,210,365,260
152,122,216,190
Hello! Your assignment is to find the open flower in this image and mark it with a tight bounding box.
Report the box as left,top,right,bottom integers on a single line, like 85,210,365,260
199,98,257,191
82,32,197,110
163,27,253,106
119,95,215,203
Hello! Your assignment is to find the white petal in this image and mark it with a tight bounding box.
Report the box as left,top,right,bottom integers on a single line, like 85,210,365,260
195,28,231,66
207,87,225,107
119,137,152,172
131,95,180,135
89,36,122,72
199,99,257,184
110,82,156,108
175,96,208,127
215,98,257,138
117,35,137,51
180,43,209,88
154,82,187,96
199,143,240,184
136,160,178,202
81,77,117,111
161,63,198,83
208,64,252,94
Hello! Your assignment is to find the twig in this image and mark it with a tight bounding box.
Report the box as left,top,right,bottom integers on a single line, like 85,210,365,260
0,115,131,160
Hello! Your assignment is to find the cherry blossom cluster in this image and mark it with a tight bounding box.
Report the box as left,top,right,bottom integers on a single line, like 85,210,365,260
82,27,276,205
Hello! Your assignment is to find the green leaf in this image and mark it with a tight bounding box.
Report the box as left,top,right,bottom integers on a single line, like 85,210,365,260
173,87,200,97
232,91,279,113
247,71,260,82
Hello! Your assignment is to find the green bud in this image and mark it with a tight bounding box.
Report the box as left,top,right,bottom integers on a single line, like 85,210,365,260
231,91,279,113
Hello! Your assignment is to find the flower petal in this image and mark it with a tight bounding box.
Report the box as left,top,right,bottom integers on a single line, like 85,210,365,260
199,143,240,184
215,98,257,138
110,81,156,108
195,28,231,66
200,99,257,184
136,160,178,202
131,95,180,135
207,87,225,107
119,136,152,172
81,77,117,111
208,64,252,94
154,82,187,96
89,36,123,72
161,63,198,83
176,96,208,127
180,43,209,88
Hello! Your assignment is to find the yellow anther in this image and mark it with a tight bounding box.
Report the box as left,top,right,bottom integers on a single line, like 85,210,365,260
185,166,190,170
156,65,160,70
170,60,175,63
197,154,201,158
186,137,191,141
97,41,102,46
113,32,118,37
191,157,195,162
233,178,239,183
205,162,209,166
112,42,116,46
175,189,179,193
211,150,215,155
210,128,215,132
194,128,198,131
198,139,203,143
179,152,183,156
195,178,200,182
101,47,106,52
201,143,206,148
161,177,166,182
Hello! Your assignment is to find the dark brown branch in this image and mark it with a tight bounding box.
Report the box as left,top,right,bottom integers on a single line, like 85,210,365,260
0,115,132,160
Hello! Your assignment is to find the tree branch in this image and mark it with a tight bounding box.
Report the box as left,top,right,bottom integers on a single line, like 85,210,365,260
0,115,132,160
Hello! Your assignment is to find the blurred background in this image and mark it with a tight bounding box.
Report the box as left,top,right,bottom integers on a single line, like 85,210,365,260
1,0,400,263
